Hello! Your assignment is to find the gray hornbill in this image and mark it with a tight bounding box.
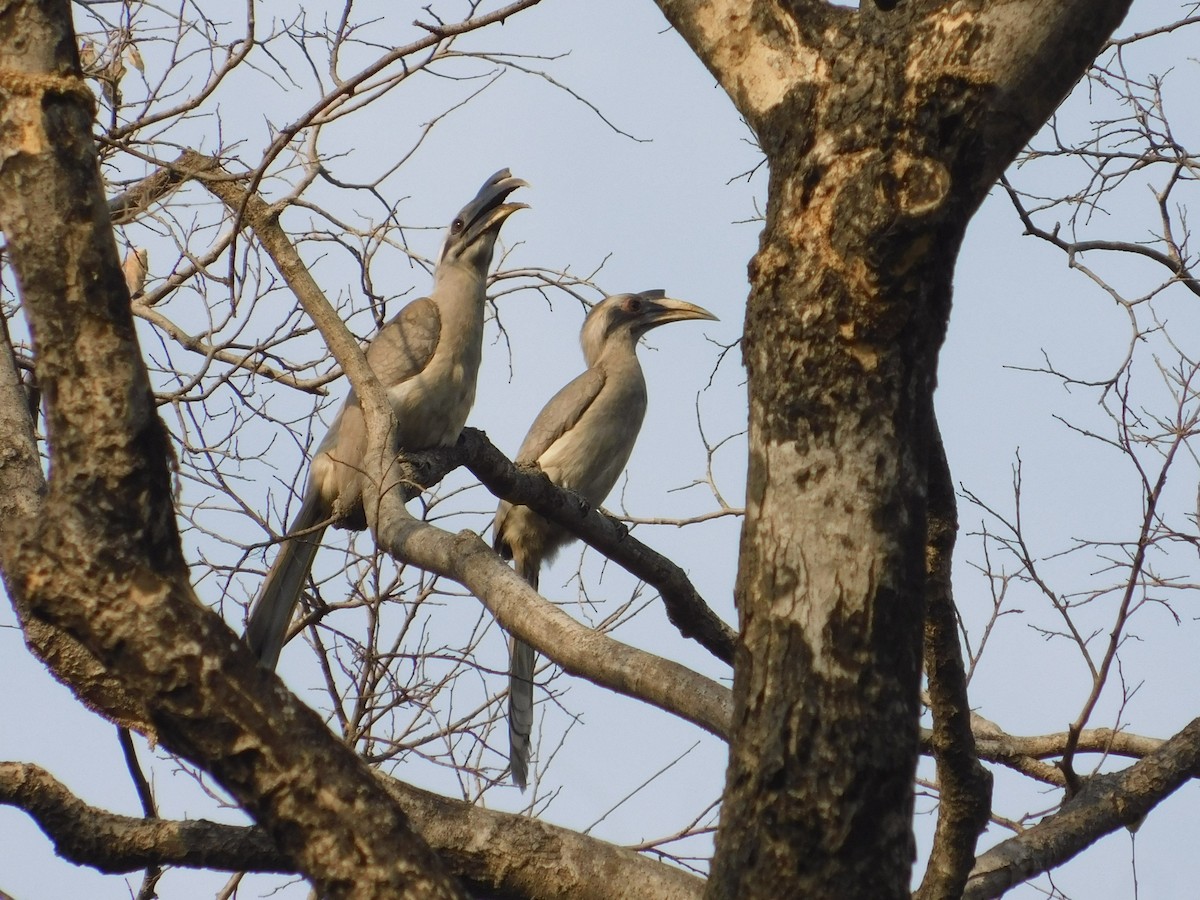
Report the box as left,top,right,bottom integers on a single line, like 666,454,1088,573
245,169,528,669
493,290,718,789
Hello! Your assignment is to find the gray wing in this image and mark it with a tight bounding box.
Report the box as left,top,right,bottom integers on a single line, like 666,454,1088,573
512,368,606,465
367,296,441,387
245,297,444,669
494,369,608,790
308,297,441,506
493,368,605,558
307,394,369,525
305,296,444,518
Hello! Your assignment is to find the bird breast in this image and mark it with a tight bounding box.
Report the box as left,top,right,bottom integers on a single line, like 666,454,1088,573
389,327,483,448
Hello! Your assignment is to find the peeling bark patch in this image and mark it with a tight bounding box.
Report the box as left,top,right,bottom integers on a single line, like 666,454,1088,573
709,0,1134,895
892,151,950,218
0,91,49,155
692,3,828,123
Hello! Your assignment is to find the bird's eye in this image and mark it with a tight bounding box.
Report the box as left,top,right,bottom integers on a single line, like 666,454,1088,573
624,297,643,314
450,218,465,234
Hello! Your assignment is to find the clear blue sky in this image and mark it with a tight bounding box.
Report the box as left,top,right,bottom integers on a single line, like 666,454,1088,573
2,1,1197,898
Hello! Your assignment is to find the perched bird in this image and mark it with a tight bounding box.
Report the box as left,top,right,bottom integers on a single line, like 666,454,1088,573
77,39,97,73
245,170,527,669
493,290,717,789
122,247,148,298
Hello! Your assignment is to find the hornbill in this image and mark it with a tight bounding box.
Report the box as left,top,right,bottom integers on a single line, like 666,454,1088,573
493,290,717,789
246,170,527,669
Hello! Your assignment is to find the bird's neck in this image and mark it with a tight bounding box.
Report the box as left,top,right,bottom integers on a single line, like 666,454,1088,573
585,332,639,371
386,261,488,450
432,263,487,330
433,260,485,293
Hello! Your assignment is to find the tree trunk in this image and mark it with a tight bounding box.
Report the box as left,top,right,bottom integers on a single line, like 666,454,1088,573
715,130,955,900
649,1,1134,896
0,2,465,896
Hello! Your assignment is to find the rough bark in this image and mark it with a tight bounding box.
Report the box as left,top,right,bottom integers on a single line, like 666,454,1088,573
0,3,462,897
0,762,706,900
0,12,726,895
649,1,1134,897
0,763,289,874
0,0,1160,895
916,419,991,900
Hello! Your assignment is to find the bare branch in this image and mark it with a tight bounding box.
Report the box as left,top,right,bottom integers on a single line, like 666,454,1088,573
456,427,737,664
0,8,463,895
965,717,1200,899
359,444,733,740
0,761,706,900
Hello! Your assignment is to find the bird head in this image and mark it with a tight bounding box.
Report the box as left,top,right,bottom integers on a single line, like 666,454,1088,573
437,169,528,272
581,290,718,364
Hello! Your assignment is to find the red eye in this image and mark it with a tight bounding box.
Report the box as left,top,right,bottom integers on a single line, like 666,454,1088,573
624,297,643,313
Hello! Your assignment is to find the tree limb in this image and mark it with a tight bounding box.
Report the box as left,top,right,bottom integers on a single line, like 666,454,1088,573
107,149,218,225
457,427,737,664
945,716,1167,788
367,466,734,741
0,762,288,874
0,6,462,896
179,151,733,767
0,309,44,533
0,208,158,740
0,761,706,900
178,148,391,434
915,418,991,900
964,717,1200,899
181,146,739,676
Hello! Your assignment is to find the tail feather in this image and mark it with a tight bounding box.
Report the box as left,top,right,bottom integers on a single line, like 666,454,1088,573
508,636,536,791
508,553,540,790
245,491,328,670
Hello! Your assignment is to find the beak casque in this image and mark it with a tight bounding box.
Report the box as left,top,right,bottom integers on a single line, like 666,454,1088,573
460,169,530,245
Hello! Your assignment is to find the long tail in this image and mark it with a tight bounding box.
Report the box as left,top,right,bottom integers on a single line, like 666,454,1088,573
245,491,328,670
508,555,539,790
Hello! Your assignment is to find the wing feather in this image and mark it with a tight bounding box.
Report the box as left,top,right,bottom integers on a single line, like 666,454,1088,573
512,368,606,466
366,296,441,386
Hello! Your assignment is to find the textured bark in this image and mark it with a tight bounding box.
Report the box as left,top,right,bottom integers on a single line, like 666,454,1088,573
649,1,1134,897
0,0,1156,895
0,3,463,897
0,316,41,519
380,778,706,900
961,723,1165,784
916,420,992,900
0,13,723,895
0,762,705,900
0,763,290,874
106,149,217,225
